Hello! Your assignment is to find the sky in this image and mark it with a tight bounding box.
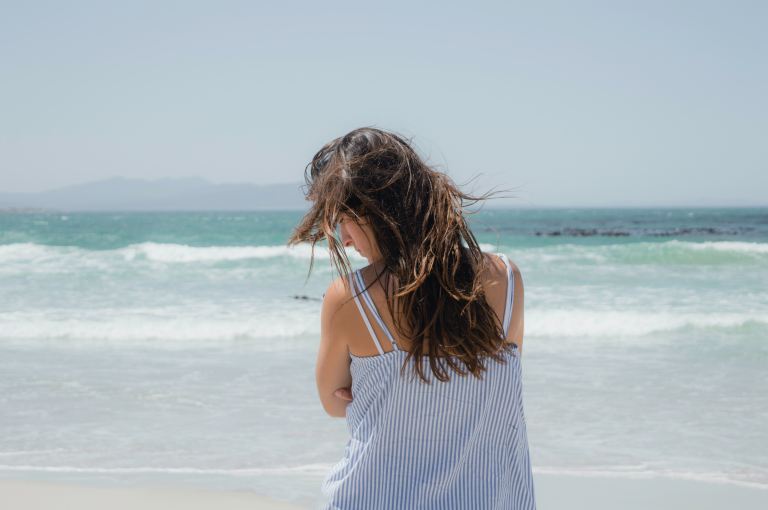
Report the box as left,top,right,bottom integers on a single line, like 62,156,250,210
1,0,766,207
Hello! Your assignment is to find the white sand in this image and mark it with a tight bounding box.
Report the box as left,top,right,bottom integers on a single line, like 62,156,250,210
0,479,304,510
1,475,766,509
534,474,767,510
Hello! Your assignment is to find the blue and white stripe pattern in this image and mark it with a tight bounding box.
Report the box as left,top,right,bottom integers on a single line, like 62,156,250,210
321,253,536,509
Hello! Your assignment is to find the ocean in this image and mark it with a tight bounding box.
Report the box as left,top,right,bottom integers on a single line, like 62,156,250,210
0,208,766,507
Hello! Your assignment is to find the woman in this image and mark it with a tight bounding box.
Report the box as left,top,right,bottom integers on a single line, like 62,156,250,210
288,127,536,509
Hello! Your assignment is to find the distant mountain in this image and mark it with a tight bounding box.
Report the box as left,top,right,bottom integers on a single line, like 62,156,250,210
0,177,310,211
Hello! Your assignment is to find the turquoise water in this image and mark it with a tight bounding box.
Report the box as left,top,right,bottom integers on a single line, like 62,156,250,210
0,208,766,505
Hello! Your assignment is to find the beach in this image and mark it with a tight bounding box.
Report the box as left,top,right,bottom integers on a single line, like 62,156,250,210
3,0,767,504
0,479,301,509
534,474,767,509
0,208,766,508
1,475,765,509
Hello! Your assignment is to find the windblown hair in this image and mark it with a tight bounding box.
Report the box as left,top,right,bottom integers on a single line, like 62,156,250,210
287,127,514,383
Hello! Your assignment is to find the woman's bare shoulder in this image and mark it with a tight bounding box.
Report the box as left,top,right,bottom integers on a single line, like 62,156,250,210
480,251,524,349
480,251,521,278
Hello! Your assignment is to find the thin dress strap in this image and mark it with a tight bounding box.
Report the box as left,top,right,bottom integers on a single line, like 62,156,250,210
354,270,400,352
348,271,385,355
496,253,515,338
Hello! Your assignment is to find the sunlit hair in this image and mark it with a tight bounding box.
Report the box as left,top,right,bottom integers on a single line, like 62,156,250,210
287,126,514,382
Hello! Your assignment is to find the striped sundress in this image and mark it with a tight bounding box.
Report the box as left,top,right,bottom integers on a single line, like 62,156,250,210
321,252,536,509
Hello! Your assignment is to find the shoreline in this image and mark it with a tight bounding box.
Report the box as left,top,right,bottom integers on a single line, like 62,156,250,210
532,466,768,491
1,474,766,510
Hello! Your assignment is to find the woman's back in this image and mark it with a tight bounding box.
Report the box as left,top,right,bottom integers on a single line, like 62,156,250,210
321,252,536,510
343,252,524,357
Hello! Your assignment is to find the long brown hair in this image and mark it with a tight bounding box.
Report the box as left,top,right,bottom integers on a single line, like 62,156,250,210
287,127,514,383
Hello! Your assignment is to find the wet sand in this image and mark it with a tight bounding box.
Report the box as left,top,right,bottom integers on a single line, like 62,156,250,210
2,474,766,509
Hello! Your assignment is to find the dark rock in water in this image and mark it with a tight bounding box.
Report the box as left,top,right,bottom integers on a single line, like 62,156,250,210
647,227,747,236
292,294,321,301
533,226,751,237
535,228,630,237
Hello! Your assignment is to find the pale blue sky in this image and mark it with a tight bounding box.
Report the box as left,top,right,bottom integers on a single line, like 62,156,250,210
1,1,766,206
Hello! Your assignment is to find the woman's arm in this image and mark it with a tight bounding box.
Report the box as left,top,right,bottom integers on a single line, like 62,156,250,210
506,260,525,356
316,277,353,418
